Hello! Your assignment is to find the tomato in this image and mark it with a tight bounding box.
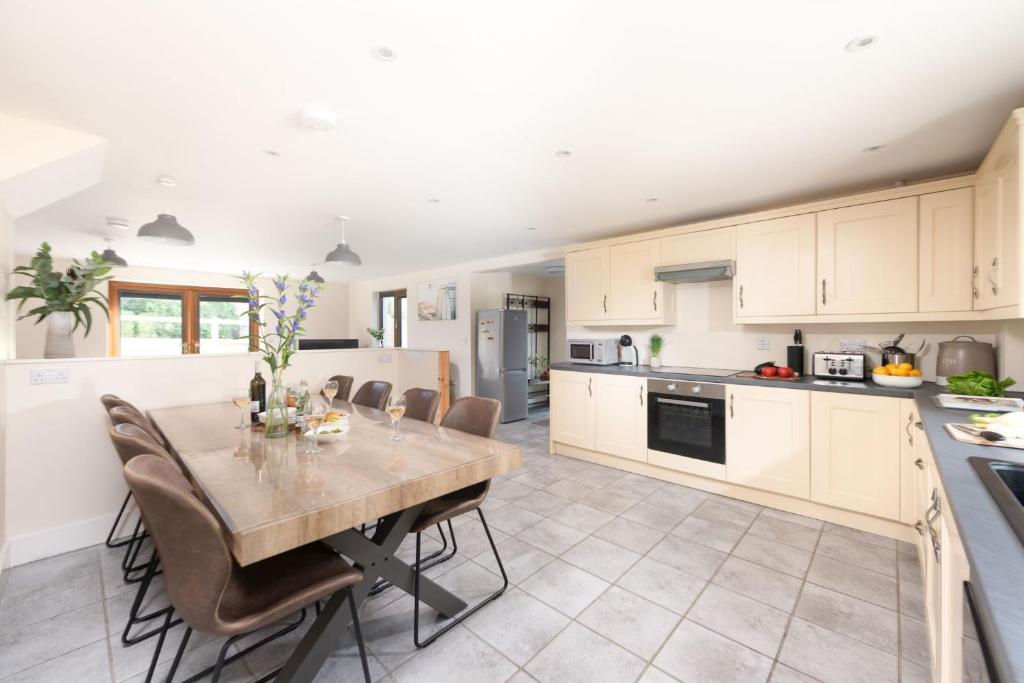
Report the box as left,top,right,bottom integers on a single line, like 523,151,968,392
761,366,778,377
777,367,794,378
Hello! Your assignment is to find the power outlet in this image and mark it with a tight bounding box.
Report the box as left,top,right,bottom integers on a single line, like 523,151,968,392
757,338,770,351
30,367,69,385
839,339,866,353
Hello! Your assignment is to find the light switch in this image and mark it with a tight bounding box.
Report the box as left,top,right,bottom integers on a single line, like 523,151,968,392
30,367,70,385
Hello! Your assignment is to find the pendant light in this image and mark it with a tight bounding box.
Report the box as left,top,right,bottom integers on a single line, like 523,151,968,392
324,216,361,266
137,214,195,246
305,270,326,284
100,238,128,267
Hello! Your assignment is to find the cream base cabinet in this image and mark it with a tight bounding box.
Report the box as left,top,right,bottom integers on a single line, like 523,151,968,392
810,392,901,519
919,188,975,313
565,247,610,322
550,370,595,450
817,197,919,314
593,374,647,461
726,385,810,498
735,214,817,317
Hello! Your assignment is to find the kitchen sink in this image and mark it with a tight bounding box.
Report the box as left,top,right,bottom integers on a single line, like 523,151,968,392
970,457,1024,545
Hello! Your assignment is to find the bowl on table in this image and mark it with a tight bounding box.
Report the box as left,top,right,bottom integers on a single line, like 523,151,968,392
315,421,350,441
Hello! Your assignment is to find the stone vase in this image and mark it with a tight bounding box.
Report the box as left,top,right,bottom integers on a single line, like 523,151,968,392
44,311,76,359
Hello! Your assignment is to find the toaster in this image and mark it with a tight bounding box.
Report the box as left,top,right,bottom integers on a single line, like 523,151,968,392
812,352,867,380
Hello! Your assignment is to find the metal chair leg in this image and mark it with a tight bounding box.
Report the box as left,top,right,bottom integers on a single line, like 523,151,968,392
123,550,182,646
106,491,135,548
143,608,177,683
178,609,307,683
413,509,508,648
163,625,193,683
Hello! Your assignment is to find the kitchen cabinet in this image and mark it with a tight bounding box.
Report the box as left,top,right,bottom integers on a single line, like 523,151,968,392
660,227,734,266
817,197,919,314
899,400,919,525
565,247,610,322
549,370,595,449
974,116,1020,311
919,188,975,313
593,374,647,461
810,391,901,519
608,238,669,322
725,384,810,498
735,214,816,317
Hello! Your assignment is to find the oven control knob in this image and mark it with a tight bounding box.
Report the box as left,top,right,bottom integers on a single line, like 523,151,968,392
666,383,677,392
828,368,837,375
838,368,848,376
691,385,701,394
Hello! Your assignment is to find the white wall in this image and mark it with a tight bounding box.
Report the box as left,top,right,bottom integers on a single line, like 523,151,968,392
0,204,13,579
3,348,444,565
13,256,350,359
566,280,1004,381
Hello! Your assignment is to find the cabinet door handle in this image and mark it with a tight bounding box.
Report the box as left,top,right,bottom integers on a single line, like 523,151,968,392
653,290,657,311
729,394,734,418
603,294,607,314
914,458,924,470
972,265,980,300
905,413,915,446
925,492,942,563
739,285,744,309
587,377,592,396
639,386,644,406
914,521,924,535
821,279,827,306
991,257,999,295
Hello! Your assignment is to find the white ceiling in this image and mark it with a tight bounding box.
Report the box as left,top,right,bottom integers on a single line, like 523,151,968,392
2,0,1023,282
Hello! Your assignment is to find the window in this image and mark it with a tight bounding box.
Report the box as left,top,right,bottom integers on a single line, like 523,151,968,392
108,282,257,356
377,289,408,348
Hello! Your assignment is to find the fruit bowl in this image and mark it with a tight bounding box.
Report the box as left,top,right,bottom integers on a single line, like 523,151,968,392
872,373,924,389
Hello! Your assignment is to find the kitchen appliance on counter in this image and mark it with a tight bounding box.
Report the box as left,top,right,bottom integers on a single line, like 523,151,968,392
618,335,638,366
936,336,997,386
476,309,528,423
647,378,726,465
812,352,867,380
568,338,618,366
868,333,926,368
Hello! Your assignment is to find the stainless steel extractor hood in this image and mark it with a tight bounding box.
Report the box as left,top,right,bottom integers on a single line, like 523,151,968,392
655,259,735,284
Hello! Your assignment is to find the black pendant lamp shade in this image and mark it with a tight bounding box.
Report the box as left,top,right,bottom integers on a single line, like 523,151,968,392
137,214,195,246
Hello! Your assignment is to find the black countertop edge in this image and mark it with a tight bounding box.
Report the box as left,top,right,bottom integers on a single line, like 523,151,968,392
548,362,918,398
550,362,1023,681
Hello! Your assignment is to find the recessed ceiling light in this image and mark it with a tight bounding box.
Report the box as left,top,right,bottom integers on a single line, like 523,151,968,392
157,176,177,187
645,197,659,203
526,227,537,231
298,104,336,131
845,35,877,52
262,149,281,158
545,265,566,276
555,150,572,158
106,217,132,232
427,198,441,204
862,144,885,153
371,45,397,61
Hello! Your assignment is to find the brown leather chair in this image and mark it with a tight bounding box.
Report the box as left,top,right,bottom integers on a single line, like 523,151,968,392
124,455,371,683
351,380,392,410
110,423,175,465
322,374,354,402
101,393,145,417
109,406,166,446
403,387,440,423
410,396,506,648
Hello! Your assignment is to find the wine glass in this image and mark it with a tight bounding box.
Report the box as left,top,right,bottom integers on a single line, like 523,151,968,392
323,379,339,405
304,403,326,454
387,395,407,441
231,386,250,430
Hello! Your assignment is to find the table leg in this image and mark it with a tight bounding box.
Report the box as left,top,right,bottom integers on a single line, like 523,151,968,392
275,505,468,683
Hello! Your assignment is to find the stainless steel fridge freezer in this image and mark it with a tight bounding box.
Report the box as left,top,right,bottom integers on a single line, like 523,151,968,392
476,309,528,422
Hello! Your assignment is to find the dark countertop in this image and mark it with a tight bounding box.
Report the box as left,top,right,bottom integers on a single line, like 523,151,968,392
551,362,1023,680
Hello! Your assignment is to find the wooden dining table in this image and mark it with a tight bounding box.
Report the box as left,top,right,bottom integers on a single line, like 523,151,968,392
148,399,523,682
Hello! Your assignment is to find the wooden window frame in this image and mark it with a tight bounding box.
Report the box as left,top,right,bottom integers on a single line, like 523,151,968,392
377,289,407,348
108,281,258,356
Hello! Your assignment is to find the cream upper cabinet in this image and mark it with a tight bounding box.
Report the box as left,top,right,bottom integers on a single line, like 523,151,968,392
919,188,975,312
735,214,817,317
660,227,734,266
810,392,901,519
817,197,919,314
726,384,810,498
565,247,610,322
594,374,647,461
549,370,595,449
608,238,666,321
974,117,1020,311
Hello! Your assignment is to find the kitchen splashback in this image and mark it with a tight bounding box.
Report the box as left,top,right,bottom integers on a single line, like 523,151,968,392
565,280,1008,382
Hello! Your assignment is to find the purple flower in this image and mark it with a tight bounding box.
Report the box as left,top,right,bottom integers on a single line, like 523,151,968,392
298,308,307,320
274,280,286,292
310,288,319,298
276,323,285,335
273,309,285,319
278,295,287,306
248,286,258,298
299,281,309,293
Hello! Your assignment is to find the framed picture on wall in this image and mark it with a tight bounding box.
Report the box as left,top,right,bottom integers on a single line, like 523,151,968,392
417,279,456,321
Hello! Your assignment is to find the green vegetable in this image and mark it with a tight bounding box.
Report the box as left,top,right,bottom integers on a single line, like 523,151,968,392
945,371,1016,397
969,413,1001,425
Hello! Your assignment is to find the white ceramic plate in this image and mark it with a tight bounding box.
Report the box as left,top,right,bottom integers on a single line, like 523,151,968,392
872,374,924,388
257,406,298,423
315,422,350,441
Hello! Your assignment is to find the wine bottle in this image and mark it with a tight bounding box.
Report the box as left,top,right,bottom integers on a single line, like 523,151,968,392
249,361,266,423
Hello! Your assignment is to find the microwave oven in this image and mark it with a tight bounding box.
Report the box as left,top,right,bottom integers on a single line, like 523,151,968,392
568,339,618,365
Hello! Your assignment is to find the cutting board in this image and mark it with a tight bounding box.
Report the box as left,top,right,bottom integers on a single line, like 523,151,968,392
734,371,803,382
944,423,1024,450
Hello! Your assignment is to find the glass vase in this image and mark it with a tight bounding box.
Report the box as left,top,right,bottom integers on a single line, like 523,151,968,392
264,370,291,439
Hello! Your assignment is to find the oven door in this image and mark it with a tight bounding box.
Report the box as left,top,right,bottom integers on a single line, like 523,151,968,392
647,392,726,464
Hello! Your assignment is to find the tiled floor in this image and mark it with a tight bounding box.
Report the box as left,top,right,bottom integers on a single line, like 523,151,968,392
0,408,931,682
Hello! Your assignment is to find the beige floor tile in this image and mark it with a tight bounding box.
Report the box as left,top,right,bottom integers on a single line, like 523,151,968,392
561,536,641,582
688,584,790,657
644,486,705,516
390,626,517,683
900,614,931,667
769,663,818,682
637,666,679,682
712,556,803,612
472,537,555,585
670,515,744,553
732,533,812,578
620,501,690,532
3,547,101,599
543,478,601,502
647,535,727,581
654,619,773,683
519,559,609,617
823,522,898,549
0,570,103,635
578,586,680,659
0,601,107,676
525,622,646,683
747,516,821,552
805,555,897,610
555,502,615,534
616,557,706,615
0,641,111,683
519,490,572,517
463,588,569,666
516,518,587,556
593,517,666,555
778,618,898,683
690,498,760,530
578,489,641,515
815,533,897,577
794,582,898,654
759,508,824,531
484,504,546,535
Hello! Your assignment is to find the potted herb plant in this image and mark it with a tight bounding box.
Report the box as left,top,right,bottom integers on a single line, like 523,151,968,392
5,242,115,358
649,334,664,368
367,327,385,348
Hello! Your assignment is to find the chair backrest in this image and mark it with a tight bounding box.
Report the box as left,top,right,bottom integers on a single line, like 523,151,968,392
101,394,144,418
403,387,440,423
440,396,501,439
123,455,233,635
323,375,354,402
109,406,166,446
351,380,393,410
110,423,176,466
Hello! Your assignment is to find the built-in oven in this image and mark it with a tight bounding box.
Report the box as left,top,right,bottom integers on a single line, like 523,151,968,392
647,378,726,464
